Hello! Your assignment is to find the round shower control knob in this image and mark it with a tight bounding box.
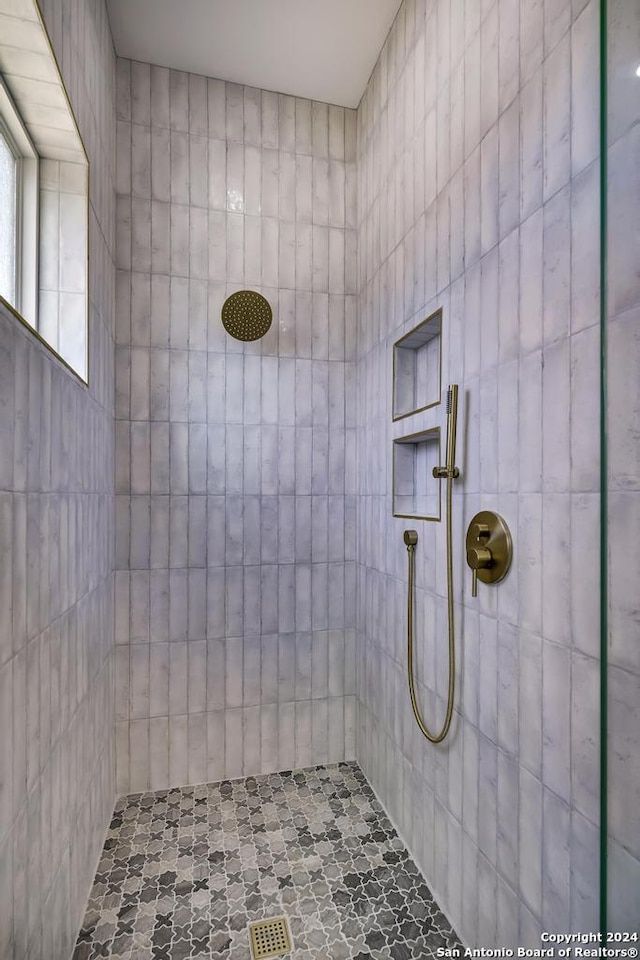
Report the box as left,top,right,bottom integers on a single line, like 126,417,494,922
467,545,493,569
471,522,490,541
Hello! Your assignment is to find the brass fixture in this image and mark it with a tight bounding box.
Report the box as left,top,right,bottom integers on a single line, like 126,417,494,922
404,529,418,547
248,917,292,958
221,290,272,341
404,383,459,744
432,383,460,479
465,511,513,597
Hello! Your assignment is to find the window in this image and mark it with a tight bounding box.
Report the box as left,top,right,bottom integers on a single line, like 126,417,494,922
0,0,90,382
0,126,17,303
0,0,89,382
0,76,38,322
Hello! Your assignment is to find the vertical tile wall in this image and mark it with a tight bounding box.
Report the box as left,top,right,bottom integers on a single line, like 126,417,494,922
0,0,116,957
606,0,640,930
114,61,358,794
356,0,602,944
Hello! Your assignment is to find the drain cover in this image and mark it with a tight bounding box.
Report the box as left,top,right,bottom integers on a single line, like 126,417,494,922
248,916,292,958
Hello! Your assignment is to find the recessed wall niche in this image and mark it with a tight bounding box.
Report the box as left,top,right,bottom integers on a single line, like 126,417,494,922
393,429,441,521
393,309,442,420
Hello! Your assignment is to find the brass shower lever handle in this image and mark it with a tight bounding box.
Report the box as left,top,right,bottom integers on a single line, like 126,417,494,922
467,545,493,597
466,512,513,598
467,521,492,596
471,522,490,540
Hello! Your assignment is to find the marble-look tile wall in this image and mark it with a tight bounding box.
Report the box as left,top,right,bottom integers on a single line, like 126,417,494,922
606,0,640,930
114,61,358,794
356,0,601,944
0,0,116,957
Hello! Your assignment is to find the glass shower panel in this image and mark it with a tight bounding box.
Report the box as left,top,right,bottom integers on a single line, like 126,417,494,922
605,0,640,933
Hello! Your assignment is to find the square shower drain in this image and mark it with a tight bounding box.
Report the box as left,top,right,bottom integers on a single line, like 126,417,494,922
248,916,292,958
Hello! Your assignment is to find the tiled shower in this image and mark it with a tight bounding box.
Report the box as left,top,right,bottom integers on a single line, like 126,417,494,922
0,0,638,958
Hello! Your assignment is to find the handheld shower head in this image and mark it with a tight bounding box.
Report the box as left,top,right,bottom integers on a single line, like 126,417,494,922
433,384,460,480
445,384,458,475
406,384,460,743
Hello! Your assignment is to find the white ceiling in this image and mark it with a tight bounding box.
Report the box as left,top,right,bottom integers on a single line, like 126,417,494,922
106,0,403,109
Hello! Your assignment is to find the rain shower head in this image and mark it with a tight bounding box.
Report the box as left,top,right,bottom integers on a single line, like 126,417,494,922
222,290,272,342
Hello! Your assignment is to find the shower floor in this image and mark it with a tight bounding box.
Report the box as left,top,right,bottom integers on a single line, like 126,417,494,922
73,762,461,960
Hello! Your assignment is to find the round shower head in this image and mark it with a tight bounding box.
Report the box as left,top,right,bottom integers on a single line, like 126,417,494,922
221,290,272,342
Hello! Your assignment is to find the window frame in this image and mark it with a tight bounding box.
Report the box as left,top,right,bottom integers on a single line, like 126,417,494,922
0,116,19,305
0,75,38,325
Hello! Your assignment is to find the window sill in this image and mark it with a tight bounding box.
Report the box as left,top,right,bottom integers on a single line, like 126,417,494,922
0,294,89,386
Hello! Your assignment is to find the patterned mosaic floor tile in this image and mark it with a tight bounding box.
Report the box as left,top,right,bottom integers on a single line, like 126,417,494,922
73,763,462,960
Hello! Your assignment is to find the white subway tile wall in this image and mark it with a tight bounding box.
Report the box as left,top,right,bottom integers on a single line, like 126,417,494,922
606,0,640,931
356,0,602,946
114,60,358,794
0,0,116,957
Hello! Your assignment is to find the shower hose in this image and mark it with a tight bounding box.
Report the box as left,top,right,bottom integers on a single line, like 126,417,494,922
405,470,455,744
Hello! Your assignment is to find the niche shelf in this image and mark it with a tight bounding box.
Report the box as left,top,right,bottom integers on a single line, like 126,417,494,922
393,428,441,521
393,309,442,420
